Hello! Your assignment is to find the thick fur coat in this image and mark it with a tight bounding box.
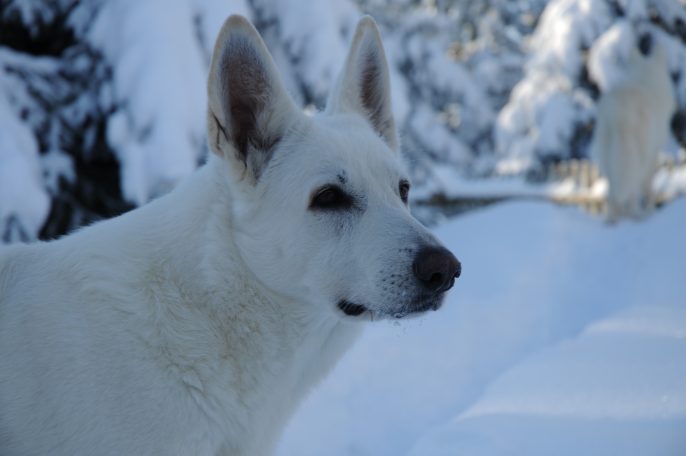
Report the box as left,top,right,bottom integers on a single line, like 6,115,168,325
0,16,459,455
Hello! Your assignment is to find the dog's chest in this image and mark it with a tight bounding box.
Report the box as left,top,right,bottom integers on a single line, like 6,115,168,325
183,313,361,455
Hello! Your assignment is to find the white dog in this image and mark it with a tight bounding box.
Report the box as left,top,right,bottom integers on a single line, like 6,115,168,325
592,40,675,222
0,15,460,455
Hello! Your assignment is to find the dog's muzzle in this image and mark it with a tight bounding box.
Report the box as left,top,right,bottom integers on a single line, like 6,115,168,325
338,246,461,319
337,300,368,316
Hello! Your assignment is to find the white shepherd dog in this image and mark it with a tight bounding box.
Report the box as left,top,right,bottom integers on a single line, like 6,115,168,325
0,15,460,455
592,38,675,222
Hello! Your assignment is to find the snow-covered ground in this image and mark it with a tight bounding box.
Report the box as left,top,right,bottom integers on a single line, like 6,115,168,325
277,198,686,456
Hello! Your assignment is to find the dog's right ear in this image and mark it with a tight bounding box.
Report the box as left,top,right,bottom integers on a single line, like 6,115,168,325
207,15,299,181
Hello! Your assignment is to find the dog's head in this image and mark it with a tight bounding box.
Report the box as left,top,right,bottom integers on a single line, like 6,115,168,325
207,15,460,320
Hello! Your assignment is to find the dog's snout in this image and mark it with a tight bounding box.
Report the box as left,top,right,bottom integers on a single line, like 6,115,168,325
412,246,461,293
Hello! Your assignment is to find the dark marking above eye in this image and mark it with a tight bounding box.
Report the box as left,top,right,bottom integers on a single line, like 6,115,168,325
337,172,347,184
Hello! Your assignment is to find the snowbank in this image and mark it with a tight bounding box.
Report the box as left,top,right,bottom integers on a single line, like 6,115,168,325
410,303,686,456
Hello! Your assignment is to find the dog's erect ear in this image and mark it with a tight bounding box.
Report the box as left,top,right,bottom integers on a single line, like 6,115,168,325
326,16,398,151
207,15,298,180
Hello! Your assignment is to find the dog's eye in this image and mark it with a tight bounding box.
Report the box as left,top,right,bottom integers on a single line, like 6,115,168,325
310,185,353,211
399,180,410,204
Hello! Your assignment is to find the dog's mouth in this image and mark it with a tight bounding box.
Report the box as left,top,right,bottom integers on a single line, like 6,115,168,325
337,300,368,316
337,295,444,319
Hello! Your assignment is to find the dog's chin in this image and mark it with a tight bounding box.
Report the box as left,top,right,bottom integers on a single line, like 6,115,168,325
388,296,444,319
337,300,369,317
337,295,445,320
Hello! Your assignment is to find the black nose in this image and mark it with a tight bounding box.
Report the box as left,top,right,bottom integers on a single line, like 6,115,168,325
412,246,461,293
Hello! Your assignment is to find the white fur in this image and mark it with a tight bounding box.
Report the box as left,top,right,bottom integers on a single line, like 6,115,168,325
592,44,675,222
0,16,454,455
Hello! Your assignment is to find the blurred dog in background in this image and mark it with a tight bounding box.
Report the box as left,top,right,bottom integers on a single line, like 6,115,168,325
591,33,675,222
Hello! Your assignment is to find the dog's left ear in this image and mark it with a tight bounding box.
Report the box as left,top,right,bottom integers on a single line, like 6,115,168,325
207,15,300,181
327,16,399,151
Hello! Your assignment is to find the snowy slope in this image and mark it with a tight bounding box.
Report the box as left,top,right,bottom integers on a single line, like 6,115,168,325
409,303,686,456
276,199,686,456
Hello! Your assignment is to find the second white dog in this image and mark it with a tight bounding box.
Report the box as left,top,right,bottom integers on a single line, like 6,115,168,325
592,40,675,221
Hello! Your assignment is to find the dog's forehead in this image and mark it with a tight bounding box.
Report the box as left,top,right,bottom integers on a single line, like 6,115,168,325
292,114,406,185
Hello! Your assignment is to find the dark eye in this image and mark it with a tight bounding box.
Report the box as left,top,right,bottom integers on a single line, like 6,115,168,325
310,185,353,211
399,180,410,204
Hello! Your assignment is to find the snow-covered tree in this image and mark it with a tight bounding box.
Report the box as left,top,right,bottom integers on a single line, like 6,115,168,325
496,0,686,179
0,0,356,241
1,0,685,242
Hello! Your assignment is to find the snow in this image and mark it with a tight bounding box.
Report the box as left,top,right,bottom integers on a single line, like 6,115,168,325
89,0,209,205
495,0,606,169
255,0,358,103
80,0,253,206
0,73,50,242
409,303,686,456
277,198,686,456
656,165,686,200
529,0,611,77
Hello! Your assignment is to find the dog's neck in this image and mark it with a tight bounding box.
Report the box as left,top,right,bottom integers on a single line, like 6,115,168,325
126,159,363,453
